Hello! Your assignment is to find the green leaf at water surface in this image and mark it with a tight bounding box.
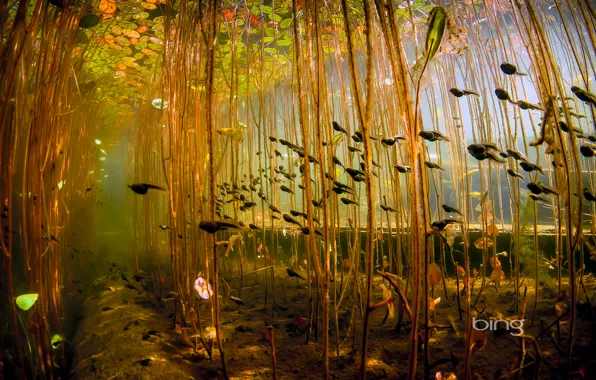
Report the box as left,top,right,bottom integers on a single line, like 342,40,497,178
15,293,39,311
79,14,100,29
120,22,138,30
396,9,409,19
280,18,293,29
423,6,448,61
75,30,89,44
265,27,276,37
269,13,282,22
51,334,65,348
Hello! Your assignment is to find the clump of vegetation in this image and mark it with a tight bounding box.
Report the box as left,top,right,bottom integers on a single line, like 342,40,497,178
517,192,553,285
520,190,534,233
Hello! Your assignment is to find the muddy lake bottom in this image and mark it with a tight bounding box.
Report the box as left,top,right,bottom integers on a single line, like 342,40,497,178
71,266,596,380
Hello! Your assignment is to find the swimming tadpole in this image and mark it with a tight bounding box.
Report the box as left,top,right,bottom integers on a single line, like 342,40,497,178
332,121,348,134
424,162,444,171
198,220,242,234
127,183,166,195
571,86,596,106
506,169,524,180
449,88,480,98
340,198,359,206
394,164,411,173
441,204,463,216
286,267,305,280
419,130,449,142
230,296,247,306
500,62,526,76
494,88,512,101
583,188,596,202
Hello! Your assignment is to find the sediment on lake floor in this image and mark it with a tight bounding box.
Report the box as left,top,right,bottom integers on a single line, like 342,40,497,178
70,278,198,380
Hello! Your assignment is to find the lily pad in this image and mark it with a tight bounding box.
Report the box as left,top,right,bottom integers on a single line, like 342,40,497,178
15,293,39,311
51,334,65,348
79,14,101,29
280,18,293,29
75,31,89,44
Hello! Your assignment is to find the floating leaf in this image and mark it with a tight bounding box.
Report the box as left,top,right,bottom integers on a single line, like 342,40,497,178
265,27,276,37
123,29,140,38
489,266,504,283
141,48,158,57
149,36,163,45
116,36,130,47
75,31,89,44
429,263,443,286
473,237,493,249
489,256,501,268
482,202,493,213
16,294,39,311
99,0,117,14
79,14,101,29
280,18,293,29
141,2,158,10
423,7,448,61
477,212,493,224
51,334,64,348
487,223,499,237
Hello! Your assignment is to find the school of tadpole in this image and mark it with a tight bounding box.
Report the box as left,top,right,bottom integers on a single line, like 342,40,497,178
1,0,596,379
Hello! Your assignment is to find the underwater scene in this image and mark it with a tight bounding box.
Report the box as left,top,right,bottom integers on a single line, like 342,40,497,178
1,0,596,379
